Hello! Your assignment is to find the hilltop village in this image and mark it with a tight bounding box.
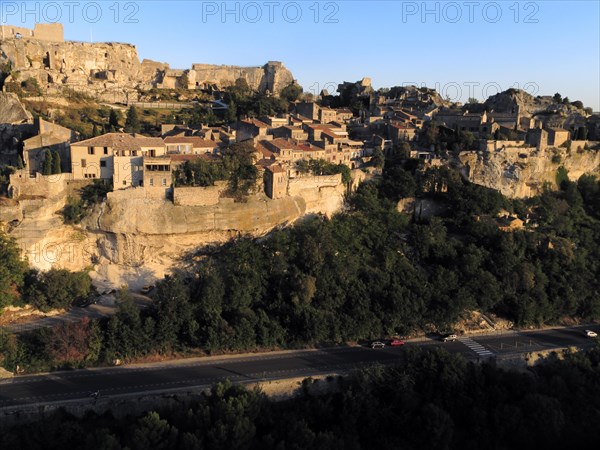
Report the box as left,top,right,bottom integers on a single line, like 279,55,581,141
1,22,600,288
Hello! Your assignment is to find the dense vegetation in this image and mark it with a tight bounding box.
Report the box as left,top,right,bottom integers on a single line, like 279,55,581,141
3,155,600,373
172,142,258,200
2,348,600,449
62,180,112,224
296,159,353,184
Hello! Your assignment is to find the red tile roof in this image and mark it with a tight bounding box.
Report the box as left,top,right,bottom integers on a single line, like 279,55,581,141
164,136,218,148
73,133,164,151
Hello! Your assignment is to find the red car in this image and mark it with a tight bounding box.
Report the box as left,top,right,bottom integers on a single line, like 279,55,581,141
390,339,405,347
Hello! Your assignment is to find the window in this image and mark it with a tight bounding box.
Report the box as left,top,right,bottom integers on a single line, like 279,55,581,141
88,147,94,155
123,180,127,186
162,178,167,186
103,147,108,155
149,178,154,186
100,161,106,167
81,159,87,168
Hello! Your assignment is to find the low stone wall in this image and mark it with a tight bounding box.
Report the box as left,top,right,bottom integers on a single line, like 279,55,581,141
107,187,168,202
288,174,342,196
173,182,228,207
8,171,72,200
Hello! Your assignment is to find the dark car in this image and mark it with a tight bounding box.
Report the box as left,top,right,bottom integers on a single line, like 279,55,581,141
390,339,405,346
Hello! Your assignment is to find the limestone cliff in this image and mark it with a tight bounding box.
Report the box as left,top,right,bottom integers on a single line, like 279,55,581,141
4,176,346,290
0,37,142,103
0,24,296,101
459,146,600,198
484,89,589,129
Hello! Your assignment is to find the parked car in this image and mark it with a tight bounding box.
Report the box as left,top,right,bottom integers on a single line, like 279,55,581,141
371,341,385,349
390,339,405,346
442,334,457,342
585,330,598,338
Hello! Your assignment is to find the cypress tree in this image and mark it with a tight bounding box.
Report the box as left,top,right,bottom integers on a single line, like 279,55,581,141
41,149,52,175
124,106,141,133
51,150,61,174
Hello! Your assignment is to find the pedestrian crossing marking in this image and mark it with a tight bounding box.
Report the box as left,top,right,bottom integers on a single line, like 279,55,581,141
458,337,494,357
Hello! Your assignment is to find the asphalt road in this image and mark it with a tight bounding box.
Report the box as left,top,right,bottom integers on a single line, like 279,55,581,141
0,325,598,412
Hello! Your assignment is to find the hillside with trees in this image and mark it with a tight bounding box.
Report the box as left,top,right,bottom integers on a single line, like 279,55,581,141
2,155,600,373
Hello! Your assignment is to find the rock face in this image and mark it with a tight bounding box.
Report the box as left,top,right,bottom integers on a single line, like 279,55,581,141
186,61,294,94
0,93,35,161
0,92,33,124
459,147,600,198
0,25,296,100
0,36,143,103
4,175,346,290
484,89,589,129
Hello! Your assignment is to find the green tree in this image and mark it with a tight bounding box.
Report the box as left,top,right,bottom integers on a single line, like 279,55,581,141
280,83,303,102
371,147,385,168
124,106,141,133
51,150,61,174
41,149,53,175
108,109,121,132
225,100,237,123
0,232,27,307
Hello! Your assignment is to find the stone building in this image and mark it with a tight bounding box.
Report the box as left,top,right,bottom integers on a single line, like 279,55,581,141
264,164,287,199
143,156,172,189
70,133,165,189
22,119,76,174
0,23,64,42
164,136,219,155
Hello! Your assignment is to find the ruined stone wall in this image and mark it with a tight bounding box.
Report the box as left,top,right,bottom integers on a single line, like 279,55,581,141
0,23,64,42
0,25,294,101
288,174,342,196
0,37,142,103
188,62,294,94
287,174,344,217
8,170,72,199
173,182,227,206
106,186,169,202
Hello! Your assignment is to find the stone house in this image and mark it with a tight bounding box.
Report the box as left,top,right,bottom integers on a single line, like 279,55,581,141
388,122,417,143
294,102,320,121
22,118,77,175
264,164,287,199
434,108,491,134
336,108,354,123
164,136,219,155
272,125,308,141
70,133,165,189
318,107,337,124
233,119,270,142
547,128,571,147
143,156,172,189
392,109,424,128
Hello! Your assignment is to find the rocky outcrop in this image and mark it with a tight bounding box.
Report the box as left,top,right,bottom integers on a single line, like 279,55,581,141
459,146,600,198
0,26,295,101
4,174,346,290
0,93,35,160
0,37,143,103
0,92,33,124
484,89,589,129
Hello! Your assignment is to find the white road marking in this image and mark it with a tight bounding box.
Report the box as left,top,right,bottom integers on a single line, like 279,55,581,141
458,337,494,357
